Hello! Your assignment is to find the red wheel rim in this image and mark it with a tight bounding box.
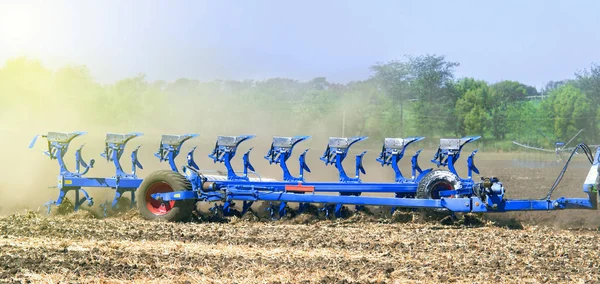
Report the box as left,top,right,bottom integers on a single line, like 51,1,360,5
145,182,175,215
431,181,455,199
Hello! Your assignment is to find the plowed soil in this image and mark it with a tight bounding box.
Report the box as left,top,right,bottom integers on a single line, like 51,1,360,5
2,149,600,283
1,210,599,283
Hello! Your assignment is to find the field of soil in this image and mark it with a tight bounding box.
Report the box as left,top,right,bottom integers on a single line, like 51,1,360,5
1,210,599,283
2,139,600,283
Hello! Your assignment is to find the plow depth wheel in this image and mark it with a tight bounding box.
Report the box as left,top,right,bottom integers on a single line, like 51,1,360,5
416,170,460,213
136,170,195,222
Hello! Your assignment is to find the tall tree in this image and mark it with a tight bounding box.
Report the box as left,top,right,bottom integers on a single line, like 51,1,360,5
575,63,600,139
454,78,490,136
488,81,538,139
576,63,600,106
542,84,593,141
408,54,459,136
371,54,459,136
370,60,412,132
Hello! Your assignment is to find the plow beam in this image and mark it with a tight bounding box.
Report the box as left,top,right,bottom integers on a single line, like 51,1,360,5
29,133,600,222
264,136,311,181
101,132,145,208
376,137,426,183
432,136,480,167
139,138,600,222
209,135,256,181
320,136,368,182
319,136,368,216
29,131,89,175
30,131,147,213
431,136,481,183
155,134,199,172
102,133,144,178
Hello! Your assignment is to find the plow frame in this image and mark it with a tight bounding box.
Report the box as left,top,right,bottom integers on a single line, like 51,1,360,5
150,134,600,219
30,131,600,220
29,132,199,213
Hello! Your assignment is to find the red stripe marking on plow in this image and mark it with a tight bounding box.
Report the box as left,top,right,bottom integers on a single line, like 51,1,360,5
285,183,315,193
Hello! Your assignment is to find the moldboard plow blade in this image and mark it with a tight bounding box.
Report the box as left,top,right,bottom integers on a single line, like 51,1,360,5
30,132,600,222
138,134,600,222
29,131,201,215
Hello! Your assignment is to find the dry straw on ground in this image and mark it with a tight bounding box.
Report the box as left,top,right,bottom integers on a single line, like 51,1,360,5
1,210,599,283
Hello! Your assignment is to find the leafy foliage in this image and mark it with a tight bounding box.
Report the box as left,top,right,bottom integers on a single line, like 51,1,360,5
542,84,593,141
455,78,489,137
1,56,600,149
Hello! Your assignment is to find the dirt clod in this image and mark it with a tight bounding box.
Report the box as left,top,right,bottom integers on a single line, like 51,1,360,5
1,211,599,282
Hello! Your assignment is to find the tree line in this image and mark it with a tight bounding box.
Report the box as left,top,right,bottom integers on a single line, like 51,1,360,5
0,56,598,151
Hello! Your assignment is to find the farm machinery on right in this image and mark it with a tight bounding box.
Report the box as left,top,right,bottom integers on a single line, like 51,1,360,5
30,131,600,222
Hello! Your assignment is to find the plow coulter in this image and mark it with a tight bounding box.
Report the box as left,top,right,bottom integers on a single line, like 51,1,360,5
30,132,600,222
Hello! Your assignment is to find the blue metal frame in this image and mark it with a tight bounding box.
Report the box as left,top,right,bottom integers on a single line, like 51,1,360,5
30,132,600,219
155,134,199,172
150,135,600,219
264,136,311,182
208,135,256,181
320,136,368,182
29,132,146,212
29,132,198,213
376,137,426,183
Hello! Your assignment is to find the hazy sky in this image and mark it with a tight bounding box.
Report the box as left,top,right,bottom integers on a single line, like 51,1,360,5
0,0,598,89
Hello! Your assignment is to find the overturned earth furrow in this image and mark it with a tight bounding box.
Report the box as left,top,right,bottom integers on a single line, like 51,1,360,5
1,212,600,283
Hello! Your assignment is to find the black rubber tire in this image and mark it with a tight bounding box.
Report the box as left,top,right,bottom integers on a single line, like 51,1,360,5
416,170,461,199
136,170,196,222
416,170,461,215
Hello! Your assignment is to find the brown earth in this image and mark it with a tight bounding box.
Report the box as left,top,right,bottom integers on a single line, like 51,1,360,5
3,131,600,283
1,210,599,283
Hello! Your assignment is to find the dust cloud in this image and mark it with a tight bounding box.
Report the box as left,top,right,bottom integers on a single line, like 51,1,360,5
0,68,399,215
0,60,597,230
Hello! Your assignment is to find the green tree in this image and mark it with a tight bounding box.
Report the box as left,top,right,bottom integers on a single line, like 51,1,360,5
371,54,459,136
370,60,412,132
454,78,490,136
408,54,459,136
505,101,543,143
575,63,600,139
576,63,600,106
542,84,592,141
488,81,538,139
